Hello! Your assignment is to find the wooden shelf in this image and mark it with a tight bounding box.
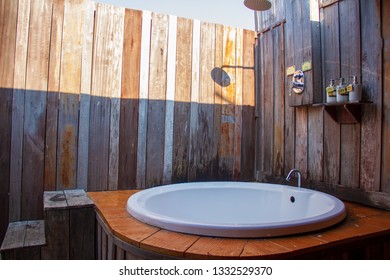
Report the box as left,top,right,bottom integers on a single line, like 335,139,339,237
313,101,373,124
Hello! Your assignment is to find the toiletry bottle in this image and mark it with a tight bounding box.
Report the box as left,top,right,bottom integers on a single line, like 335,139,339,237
326,79,336,103
336,77,348,102
347,76,362,103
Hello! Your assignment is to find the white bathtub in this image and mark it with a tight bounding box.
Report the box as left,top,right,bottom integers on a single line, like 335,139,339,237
127,182,346,238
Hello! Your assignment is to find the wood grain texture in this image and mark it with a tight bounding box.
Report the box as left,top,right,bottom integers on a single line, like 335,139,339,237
360,0,382,192
119,9,142,189
172,17,192,183
145,13,168,187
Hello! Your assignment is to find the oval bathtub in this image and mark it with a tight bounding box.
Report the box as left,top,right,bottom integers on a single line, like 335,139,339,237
126,182,346,238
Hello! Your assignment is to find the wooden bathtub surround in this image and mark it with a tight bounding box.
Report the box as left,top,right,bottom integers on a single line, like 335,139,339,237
88,190,390,260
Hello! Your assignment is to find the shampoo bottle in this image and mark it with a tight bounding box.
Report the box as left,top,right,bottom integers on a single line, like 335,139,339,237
326,79,336,103
336,77,348,102
347,76,362,102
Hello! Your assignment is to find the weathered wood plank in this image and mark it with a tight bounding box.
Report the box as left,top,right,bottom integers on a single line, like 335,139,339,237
272,25,284,176
9,0,30,222
284,1,295,175
0,0,17,242
119,9,142,189
22,0,52,219
382,0,390,194
24,220,46,247
322,3,341,185
77,0,94,190
233,29,243,179
196,22,215,180
45,0,64,191
69,207,95,259
360,0,382,192
241,29,256,180
219,26,236,179
58,0,84,190
108,6,125,191
162,15,177,184
145,13,168,187
172,17,192,183
188,19,201,181
212,24,224,179
339,0,361,188
136,10,151,189
0,221,27,251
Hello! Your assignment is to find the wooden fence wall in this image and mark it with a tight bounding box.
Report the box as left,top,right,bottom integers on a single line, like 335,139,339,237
255,0,390,209
0,0,256,242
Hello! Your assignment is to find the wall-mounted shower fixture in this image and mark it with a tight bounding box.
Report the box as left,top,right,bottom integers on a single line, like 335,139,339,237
244,0,272,11
291,70,305,94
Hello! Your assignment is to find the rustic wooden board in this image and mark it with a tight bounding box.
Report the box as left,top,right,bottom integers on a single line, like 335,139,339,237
69,207,95,259
339,0,361,188
322,3,340,185
45,0,63,191
290,0,303,106
233,29,243,179
22,0,52,219
382,1,390,194
241,30,256,180
185,237,247,259
188,19,201,181
162,15,177,184
172,17,192,183
146,13,168,187
9,0,30,223
284,2,296,175
196,22,215,180
119,9,142,189
308,106,324,181
77,0,94,190
360,0,382,192
272,26,284,176
212,24,223,179
136,10,152,189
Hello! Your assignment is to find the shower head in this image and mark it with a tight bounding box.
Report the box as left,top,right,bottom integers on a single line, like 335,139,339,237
244,0,272,11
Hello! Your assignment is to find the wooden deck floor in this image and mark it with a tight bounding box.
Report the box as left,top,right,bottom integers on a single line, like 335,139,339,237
88,190,390,259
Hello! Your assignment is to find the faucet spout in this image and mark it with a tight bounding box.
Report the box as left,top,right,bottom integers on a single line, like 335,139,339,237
286,169,301,188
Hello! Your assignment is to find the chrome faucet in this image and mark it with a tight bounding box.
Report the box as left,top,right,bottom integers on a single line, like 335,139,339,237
286,169,301,188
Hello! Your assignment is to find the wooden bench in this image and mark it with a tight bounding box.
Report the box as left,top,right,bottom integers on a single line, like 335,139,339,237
0,220,46,260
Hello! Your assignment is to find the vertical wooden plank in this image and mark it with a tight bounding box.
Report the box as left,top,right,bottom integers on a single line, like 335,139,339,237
41,209,69,259
162,15,177,184
188,19,201,181
219,26,236,179
261,30,274,175
136,10,151,189
77,0,94,190
89,3,124,191
360,0,382,191
0,0,18,241
9,0,31,223
382,0,390,194
57,0,85,190
69,207,95,259
322,3,340,185
196,22,215,180
303,0,320,180
233,28,243,179
45,0,64,191
145,12,168,187
241,30,256,180
284,0,296,175
22,0,52,219
119,9,142,189
339,0,361,187
272,25,285,176
172,17,192,183
212,24,223,179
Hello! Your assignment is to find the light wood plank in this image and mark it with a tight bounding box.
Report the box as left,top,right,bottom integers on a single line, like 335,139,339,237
145,12,169,187
9,0,31,222
162,15,177,184
136,10,151,189
172,17,192,183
